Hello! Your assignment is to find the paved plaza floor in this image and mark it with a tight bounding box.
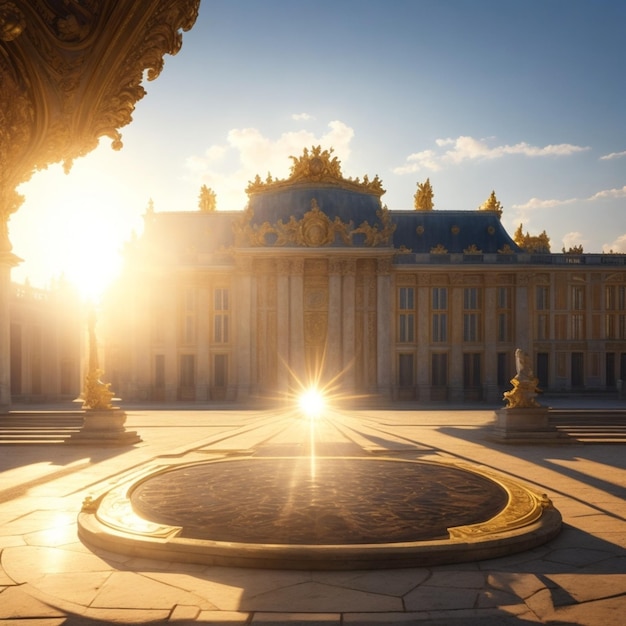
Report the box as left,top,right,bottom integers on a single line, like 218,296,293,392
0,402,624,625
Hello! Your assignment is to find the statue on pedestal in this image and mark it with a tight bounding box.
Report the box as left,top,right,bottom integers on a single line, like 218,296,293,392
503,349,542,408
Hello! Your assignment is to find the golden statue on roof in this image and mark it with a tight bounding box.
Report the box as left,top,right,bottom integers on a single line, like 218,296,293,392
414,178,434,210
198,185,216,212
478,191,503,218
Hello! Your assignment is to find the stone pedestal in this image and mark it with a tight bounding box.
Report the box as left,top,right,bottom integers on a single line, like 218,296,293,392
67,408,141,446
490,407,568,444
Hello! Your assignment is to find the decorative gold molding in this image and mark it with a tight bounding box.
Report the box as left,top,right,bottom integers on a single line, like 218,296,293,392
246,146,385,197
234,199,396,248
430,244,448,254
463,244,482,254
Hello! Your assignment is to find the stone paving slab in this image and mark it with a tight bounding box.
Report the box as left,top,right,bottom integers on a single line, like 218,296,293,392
0,407,625,624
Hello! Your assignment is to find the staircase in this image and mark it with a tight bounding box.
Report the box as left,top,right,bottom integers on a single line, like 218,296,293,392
549,409,626,444
0,412,84,444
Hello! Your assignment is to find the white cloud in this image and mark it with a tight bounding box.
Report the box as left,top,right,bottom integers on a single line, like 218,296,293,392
292,112,313,121
184,120,355,210
512,197,578,210
393,135,589,174
603,233,626,253
600,150,626,161
588,185,626,200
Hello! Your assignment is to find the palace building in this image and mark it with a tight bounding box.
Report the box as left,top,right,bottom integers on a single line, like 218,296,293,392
102,147,626,404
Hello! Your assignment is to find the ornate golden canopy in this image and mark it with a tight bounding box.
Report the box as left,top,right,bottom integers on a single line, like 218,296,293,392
0,0,200,254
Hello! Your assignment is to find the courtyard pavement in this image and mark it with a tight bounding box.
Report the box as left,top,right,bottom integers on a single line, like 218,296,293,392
0,400,624,625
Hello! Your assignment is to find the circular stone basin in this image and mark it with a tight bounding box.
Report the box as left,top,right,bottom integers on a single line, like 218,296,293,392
78,456,561,570
130,458,508,545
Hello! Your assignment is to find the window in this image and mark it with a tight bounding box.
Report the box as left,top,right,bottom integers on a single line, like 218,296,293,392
182,288,196,344
214,354,228,388
571,285,585,310
536,314,549,340
571,314,585,340
536,286,550,310
463,287,482,342
463,353,482,388
431,353,448,387
432,288,447,342
214,288,230,343
497,287,512,342
605,286,626,339
398,353,414,387
398,287,415,343
179,354,195,388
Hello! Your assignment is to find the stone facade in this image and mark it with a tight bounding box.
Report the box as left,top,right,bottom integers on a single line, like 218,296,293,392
102,149,626,404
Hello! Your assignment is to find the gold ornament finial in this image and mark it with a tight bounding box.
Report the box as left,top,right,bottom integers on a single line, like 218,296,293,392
479,190,503,218
198,185,216,212
414,179,434,210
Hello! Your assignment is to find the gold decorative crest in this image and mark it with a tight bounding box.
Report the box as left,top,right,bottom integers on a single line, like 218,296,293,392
479,191,503,218
234,199,396,248
246,146,385,197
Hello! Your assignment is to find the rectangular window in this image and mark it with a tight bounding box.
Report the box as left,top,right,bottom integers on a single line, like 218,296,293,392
432,287,447,310
398,353,414,387
432,313,447,342
463,287,482,342
431,353,448,387
463,313,480,342
497,352,509,387
214,354,228,388
571,314,585,340
463,353,482,388
179,354,195,388
432,287,448,342
398,287,415,342
213,288,230,343
182,287,196,344
571,285,585,310
497,287,510,309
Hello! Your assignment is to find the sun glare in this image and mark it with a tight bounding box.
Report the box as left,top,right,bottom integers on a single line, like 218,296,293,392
298,388,326,419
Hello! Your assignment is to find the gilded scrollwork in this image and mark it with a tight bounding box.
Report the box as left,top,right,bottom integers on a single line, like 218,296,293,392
0,0,200,249
246,145,386,197
233,199,395,248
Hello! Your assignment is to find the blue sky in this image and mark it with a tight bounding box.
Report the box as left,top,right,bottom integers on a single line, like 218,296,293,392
12,0,626,295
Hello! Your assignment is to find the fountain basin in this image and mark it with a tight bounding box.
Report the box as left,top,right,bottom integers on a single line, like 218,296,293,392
78,457,561,570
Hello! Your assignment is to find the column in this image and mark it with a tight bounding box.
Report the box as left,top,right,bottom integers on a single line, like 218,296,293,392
235,256,253,400
0,247,21,409
276,258,290,398
196,283,209,401
376,257,393,398
289,258,305,386
449,277,464,402
327,258,342,382
341,258,356,392
484,279,499,402
416,276,430,401
515,273,531,351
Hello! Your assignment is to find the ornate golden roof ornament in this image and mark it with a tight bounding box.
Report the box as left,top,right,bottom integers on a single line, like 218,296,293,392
464,244,483,254
233,199,395,248
245,146,385,197
479,190,503,218
198,185,216,212
430,244,448,254
414,178,434,210
498,244,515,254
